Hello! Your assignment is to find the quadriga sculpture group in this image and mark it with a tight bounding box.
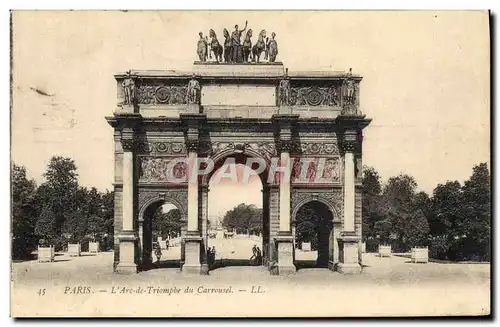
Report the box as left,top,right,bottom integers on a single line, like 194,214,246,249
197,21,279,63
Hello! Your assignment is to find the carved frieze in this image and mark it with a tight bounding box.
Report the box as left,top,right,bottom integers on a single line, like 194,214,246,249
139,157,188,182
291,189,343,220
134,139,187,155
135,84,188,105
206,141,277,160
292,142,339,155
290,86,341,106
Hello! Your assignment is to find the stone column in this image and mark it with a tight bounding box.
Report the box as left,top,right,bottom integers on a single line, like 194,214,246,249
182,140,202,275
200,184,209,274
116,131,137,274
272,114,298,276
337,130,361,274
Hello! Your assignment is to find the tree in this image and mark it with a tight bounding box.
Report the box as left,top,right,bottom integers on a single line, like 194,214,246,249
379,174,429,251
11,163,40,259
362,166,383,240
458,163,491,261
222,204,262,235
35,156,79,245
152,207,182,239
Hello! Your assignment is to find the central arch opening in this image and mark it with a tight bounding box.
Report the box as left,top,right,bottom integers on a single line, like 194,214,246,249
294,201,334,270
206,153,269,271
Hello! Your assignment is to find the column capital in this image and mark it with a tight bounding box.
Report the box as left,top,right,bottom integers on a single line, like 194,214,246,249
186,139,199,153
120,128,135,152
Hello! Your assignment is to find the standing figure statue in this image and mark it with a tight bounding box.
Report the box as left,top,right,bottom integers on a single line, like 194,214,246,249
231,20,248,63
279,74,291,106
187,74,201,104
242,29,253,62
223,28,232,62
122,70,136,105
266,32,278,62
209,29,223,63
343,68,355,106
252,30,267,63
197,32,208,62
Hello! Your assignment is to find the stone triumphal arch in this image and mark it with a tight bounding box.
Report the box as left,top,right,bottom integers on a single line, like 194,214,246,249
106,61,371,276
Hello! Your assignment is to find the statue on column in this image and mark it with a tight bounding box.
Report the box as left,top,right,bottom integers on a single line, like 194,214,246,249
343,68,355,105
122,70,136,105
266,32,278,62
223,28,232,62
187,74,201,104
341,68,362,116
197,32,208,62
279,72,291,106
231,20,248,63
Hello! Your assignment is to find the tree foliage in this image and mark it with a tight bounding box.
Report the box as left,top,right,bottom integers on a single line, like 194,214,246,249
11,164,40,259
152,207,182,239
362,163,491,261
14,157,115,254
222,203,262,235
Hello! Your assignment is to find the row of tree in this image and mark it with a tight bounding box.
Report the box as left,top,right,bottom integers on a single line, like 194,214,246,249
362,163,491,261
222,203,263,235
12,156,115,259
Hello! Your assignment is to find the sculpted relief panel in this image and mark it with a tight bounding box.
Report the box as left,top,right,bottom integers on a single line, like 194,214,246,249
291,157,341,184
139,157,188,182
135,84,188,105
290,86,341,106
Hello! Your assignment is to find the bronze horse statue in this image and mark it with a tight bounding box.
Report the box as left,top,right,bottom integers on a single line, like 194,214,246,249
252,30,266,63
209,29,223,63
223,28,232,62
242,29,253,62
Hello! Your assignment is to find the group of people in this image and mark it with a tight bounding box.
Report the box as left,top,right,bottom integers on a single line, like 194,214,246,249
250,245,263,266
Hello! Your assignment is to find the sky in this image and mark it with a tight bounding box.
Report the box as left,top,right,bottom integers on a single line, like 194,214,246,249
11,11,490,217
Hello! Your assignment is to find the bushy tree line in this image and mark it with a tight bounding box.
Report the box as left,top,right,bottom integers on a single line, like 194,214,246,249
362,163,491,261
152,207,182,239
222,203,262,235
11,156,115,259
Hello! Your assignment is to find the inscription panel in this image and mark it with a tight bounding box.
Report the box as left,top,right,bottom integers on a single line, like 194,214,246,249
202,84,276,106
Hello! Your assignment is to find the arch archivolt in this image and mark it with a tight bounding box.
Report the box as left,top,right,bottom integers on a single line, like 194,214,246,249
200,141,275,184
137,189,188,221
291,189,343,222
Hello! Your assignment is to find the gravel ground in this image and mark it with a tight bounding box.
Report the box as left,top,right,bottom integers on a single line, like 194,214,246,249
10,237,490,317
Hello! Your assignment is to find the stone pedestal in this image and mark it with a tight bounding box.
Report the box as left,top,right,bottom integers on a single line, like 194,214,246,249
116,232,137,274
182,234,202,275
337,235,362,274
279,105,292,114
186,104,200,114
275,233,296,276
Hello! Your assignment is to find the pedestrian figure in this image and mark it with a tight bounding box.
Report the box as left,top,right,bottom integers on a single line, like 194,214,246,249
256,247,262,265
165,239,170,251
154,243,162,264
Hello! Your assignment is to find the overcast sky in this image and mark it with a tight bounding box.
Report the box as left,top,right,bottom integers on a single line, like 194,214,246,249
11,11,490,216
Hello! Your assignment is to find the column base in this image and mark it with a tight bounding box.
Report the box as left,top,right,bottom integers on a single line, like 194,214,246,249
337,234,362,274
336,262,362,274
182,233,202,275
274,234,296,276
182,264,202,275
115,263,138,274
